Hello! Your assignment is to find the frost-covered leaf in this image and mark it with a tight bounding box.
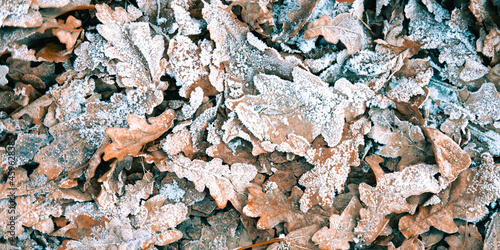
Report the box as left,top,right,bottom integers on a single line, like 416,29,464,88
484,213,500,250
303,13,372,54
103,109,175,161
268,224,322,250
368,109,430,168
166,36,217,98
226,67,347,156
274,0,320,41
423,128,471,189
157,155,257,210
243,186,303,230
299,117,370,212
96,4,167,113
202,0,302,98
399,153,500,237
0,65,8,86
312,196,362,250
355,155,440,245
459,82,500,125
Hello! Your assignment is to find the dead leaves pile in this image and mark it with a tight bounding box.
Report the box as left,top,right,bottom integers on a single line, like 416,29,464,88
0,0,500,249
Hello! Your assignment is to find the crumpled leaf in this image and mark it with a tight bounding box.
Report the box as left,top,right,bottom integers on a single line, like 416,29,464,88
303,13,372,54
312,196,362,250
298,117,370,212
226,67,348,156
355,155,440,245
157,155,257,210
103,109,175,161
399,153,500,237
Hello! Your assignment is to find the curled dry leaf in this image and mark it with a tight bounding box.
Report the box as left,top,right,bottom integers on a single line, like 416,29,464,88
226,67,348,156
355,155,440,245
303,13,372,54
399,153,500,237
157,155,257,210
312,196,362,250
103,109,175,161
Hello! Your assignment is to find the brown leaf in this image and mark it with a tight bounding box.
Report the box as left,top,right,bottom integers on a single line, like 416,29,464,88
299,117,370,212
423,128,471,189
459,82,500,125
399,153,500,237
103,109,175,161
445,224,483,250
368,109,430,168
202,0,302,98
227,0,274,35
355,155,440,245
225,67,348,156
243,186,303,230
269,224,322,250
312,196,362,250
275,0,320,41
484,212,500,250
303,14,372,54
157,155,257,210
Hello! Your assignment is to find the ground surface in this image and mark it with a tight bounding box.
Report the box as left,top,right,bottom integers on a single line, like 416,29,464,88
0,0,500,249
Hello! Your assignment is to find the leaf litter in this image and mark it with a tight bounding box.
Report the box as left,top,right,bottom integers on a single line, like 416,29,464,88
0,0,499,249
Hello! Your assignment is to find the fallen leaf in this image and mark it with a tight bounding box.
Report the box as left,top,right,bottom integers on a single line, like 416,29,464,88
226,67,348,156
423,127,471,189
103,109,175,161
445,224,483,250
157,155,257,210
399,153,500,237
303,13,372,54
312,196,362,250
355,155,440,245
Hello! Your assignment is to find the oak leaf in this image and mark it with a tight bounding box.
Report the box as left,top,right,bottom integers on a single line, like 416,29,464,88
202,0,302,98
268,224,322,250
459,82,500,125
312,196,362,250
399,153,500,237
298,117,370,212
303,13,372,54
96,3,168,113
103,109,175,161
355,155,440,245
368,109,430,168
274,0,320,41
226,67,347,156
157,155,257,210
423,127,471,189
242,186,303,230
445,224,483,250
